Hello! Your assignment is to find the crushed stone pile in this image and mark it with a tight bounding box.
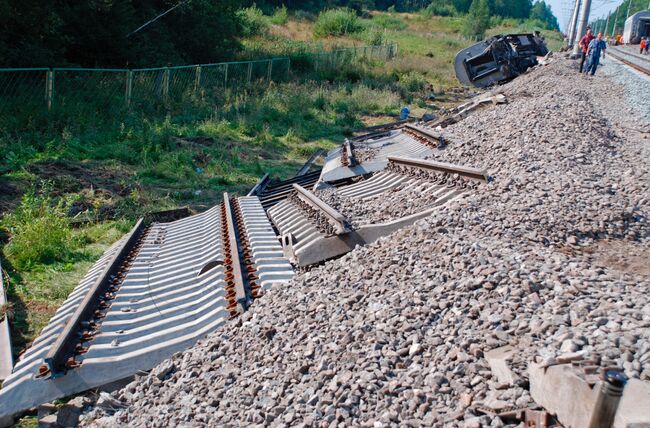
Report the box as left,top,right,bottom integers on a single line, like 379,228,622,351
82,58,650,428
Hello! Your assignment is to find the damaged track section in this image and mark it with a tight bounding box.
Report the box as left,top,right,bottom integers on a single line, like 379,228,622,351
0,196,293,425
269,156,489,266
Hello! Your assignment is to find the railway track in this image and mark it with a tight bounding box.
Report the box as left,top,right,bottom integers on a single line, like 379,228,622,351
0,195,293,421
268,156,488,266
608,47,650,76
0,94,497,424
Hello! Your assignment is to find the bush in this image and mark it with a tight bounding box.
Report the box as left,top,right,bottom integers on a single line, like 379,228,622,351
363,27,386,45
313,8,363,38
463,0,490,39
294,10,317,22
270,6,289,25
399,71,428,92
424,0,458,17
2,187,74,270
239,5,269,37
371,14,407,30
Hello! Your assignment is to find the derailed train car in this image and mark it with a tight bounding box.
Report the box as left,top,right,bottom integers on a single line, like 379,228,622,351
454,33,549,88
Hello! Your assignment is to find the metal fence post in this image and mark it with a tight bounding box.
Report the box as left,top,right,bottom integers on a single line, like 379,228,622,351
125,70,133,107
194,65,202,92
247,62,253,84
45,69,54,111
267,60,273,81
224,63,228,88
162,67,170,99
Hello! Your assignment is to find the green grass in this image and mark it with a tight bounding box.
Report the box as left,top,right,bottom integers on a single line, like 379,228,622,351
4,219,131,353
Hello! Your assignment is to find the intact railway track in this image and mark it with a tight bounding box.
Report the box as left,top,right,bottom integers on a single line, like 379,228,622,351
608,47,650,76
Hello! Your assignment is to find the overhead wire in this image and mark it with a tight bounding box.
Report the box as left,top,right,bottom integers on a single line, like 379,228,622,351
127,0,194,38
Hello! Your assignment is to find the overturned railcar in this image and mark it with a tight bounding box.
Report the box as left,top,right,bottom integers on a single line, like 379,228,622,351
454,33,549,88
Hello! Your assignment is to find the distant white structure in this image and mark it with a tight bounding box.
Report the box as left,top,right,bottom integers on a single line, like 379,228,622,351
623,10,650,43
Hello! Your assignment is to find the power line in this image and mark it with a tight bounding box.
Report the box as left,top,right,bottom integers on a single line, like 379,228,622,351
127,0,194,38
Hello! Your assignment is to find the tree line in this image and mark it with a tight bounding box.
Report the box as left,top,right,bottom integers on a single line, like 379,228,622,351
0,0,560,68
0,0,242,68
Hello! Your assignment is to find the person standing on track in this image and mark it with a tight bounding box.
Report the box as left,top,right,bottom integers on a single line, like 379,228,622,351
641,37,647,55
585,32,607,76
578,28,595,73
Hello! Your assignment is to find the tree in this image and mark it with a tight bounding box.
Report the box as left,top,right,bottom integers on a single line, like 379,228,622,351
530,0,559,30
463,0,490,39
0,0,244,68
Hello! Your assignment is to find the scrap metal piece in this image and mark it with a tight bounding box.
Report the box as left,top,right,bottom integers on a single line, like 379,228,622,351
587,370,627,428
454,33,549,88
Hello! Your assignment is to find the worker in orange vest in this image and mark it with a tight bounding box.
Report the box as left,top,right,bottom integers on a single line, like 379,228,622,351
641,38,647,55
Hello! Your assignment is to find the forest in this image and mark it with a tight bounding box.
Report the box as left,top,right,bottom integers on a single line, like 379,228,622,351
0,0,559,68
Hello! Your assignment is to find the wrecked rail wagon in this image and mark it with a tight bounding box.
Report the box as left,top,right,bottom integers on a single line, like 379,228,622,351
454,33,549,88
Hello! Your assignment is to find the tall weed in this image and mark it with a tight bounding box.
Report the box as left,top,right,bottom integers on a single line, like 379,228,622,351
270,6,289,25
2,185,74,270
239,5,269,36
313,9,363,38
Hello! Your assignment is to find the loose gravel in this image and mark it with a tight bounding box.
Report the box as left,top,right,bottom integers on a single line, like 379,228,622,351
82,57,650,428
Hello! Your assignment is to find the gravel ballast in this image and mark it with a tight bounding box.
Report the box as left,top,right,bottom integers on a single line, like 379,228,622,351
82,57,650,427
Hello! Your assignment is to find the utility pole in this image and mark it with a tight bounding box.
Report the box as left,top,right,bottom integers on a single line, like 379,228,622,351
572,0,592,57
605,11,610,36
568,0,582,47
626,0,632,18
612,4,620,36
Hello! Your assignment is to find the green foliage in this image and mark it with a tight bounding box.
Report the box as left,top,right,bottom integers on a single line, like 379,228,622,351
0,0,242,68
270,6,289,25
463,0,491,39
424,0,459,17
370,14,407,30
2,185,73,270
488,0,533,20
313,8,364,38
239,5,270,36
530,1,559,30
363,27,387,45
398,71,428,92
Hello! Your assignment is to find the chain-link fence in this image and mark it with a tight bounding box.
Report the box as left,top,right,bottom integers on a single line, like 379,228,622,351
0,44,396,124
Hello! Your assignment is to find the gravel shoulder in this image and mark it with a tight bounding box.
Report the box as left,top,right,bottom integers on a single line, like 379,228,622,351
82,57,650,428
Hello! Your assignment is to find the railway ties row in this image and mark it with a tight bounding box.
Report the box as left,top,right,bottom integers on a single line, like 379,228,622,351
268,156,489,267
0,194,294,422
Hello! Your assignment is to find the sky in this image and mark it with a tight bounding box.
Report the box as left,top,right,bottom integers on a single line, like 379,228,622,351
547,0,627,32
